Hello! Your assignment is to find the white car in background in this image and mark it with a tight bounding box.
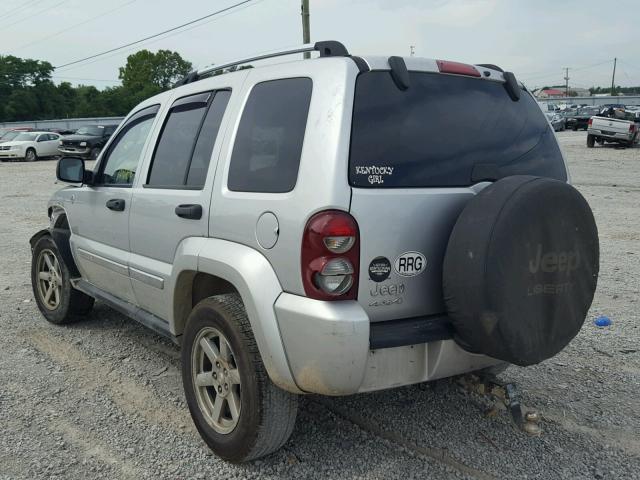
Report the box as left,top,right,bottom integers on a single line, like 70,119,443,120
0,131,62,162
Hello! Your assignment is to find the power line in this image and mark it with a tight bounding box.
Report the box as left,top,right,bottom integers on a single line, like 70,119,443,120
3,0,70,31
520,60,613,81
0,0,48,22
52,76,120,83
54,0,265,73
8,0,139,54
54,0,256,70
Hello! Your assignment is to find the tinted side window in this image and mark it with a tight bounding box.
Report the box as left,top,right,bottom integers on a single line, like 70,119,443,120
148,93,209,187
228,78,312,193
187,90,231,187
147,90,230,188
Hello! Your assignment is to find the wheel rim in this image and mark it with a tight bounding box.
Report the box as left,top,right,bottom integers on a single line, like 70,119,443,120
36,249,62,310
26,150,35,161
192,327,242,434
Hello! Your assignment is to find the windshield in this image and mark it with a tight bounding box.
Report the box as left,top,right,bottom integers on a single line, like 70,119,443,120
75,125,104,136
349,71,566,188
14,133,38,142
579,108,599,116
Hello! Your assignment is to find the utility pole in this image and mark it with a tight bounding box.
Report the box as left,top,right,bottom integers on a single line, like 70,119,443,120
410,45,415,57
610,57,617,96
564,67,570,97
301,0,310,59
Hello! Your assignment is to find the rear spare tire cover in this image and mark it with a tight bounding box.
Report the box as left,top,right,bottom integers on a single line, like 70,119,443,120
443,176,599,366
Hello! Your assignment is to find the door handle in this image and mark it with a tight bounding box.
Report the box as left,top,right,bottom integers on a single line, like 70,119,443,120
175,204,202,220
106,198,126,212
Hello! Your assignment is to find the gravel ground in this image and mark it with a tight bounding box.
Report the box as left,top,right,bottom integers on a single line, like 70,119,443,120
0,131,638,480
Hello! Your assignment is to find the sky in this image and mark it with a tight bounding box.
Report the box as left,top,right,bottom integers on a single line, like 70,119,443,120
1,0,639,91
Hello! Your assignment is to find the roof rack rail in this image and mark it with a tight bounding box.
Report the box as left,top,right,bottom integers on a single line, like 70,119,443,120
175,40,349,87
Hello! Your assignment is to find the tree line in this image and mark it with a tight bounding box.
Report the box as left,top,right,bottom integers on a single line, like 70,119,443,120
0,50,192,122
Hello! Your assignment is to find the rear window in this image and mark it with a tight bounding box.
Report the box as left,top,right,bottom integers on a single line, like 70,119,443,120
349,71,567,188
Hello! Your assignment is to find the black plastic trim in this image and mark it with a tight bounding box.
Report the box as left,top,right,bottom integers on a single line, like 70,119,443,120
50,227,81,277
388,56,410,90
314,40,349,57
503,71,521,101
75,279,177,343
175,71,199,87
369,314,454,350
350,56,370,73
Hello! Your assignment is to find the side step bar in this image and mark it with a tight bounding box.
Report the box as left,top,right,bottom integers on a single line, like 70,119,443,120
369,314,454,350
73,279,178,344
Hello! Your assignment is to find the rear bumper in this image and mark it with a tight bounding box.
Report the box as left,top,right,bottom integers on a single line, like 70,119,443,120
274,293,501,395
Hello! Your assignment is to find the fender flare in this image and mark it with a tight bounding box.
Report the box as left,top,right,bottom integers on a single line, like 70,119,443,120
169,238,302,394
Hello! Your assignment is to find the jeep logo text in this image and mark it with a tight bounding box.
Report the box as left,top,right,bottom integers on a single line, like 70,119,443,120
529,244,580,274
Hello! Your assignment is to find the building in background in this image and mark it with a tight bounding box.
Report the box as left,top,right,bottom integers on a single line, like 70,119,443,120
535,88,566,99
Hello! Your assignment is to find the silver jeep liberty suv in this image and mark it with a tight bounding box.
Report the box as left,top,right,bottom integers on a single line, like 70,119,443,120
30,41,599,462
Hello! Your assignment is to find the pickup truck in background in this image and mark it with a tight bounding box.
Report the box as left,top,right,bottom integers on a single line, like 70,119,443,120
58,124,118,160
566,107,600,131
587,110,639,148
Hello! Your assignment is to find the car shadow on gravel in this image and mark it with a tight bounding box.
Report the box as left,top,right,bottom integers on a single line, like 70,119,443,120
49,300,639,479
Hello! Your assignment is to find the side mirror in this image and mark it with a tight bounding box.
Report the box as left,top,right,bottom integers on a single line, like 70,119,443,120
57,157,86,184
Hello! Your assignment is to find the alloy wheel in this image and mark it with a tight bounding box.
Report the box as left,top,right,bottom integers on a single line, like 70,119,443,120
191,327,242,434
36,249,62,310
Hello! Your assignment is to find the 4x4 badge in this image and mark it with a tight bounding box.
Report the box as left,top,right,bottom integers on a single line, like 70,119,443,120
394,251,426,277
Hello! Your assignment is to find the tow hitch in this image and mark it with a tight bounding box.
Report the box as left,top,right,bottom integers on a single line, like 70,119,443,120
459,373,542,436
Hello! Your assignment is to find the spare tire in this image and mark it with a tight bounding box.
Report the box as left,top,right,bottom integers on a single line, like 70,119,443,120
443,176,599,366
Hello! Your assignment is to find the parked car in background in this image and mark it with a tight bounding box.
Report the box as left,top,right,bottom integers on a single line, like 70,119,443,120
587,110,639,147
58,124,118,160
46,127,76,136
0,127,34,144
0,131,61,161
566,107,601,131
545,112,565,131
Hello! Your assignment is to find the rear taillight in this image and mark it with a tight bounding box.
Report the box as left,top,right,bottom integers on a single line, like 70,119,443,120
436,60,481,77
301,210,359,300
588,118,593,127
630,124,636,133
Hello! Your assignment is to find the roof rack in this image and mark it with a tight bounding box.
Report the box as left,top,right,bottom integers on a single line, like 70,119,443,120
175,40,349,87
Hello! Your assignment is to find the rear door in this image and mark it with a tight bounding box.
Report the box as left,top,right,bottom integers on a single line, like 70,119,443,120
349,68,568,322
128,86,233,320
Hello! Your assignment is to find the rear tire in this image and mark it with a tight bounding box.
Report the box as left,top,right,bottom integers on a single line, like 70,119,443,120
31,236,94,324
181,294,298,462
587,134,595,148
25,148,37,162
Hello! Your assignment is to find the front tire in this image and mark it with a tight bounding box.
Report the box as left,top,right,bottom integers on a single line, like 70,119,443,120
31,236,94,324
181,294,298,462
587,134,595,148
25,148,37,162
